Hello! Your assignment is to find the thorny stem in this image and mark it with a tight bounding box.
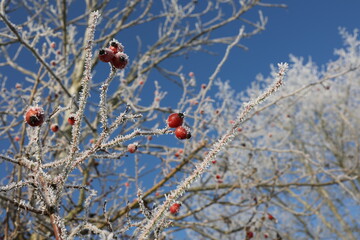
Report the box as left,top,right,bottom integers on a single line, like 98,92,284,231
63,10,101,178
138,63,288,239
50,214,62,240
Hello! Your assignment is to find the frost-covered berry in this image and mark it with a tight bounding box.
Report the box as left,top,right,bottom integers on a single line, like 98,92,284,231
111,52,129,69
174,126,191,140
169,203,181,215
99,48,115,63
50,124,59,132
109,40,124,53
68,114,76,125
127,143,138,153
167,113,184,128
267,213,277,222
175,149,183,158
25,107,45,127
246,231,254,239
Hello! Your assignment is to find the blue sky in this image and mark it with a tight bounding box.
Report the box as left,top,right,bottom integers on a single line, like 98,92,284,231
219,0,360,91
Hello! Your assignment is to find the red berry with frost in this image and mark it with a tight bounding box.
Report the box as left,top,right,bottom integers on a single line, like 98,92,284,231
169,203,181,215
25,107,45,127
15,83,22,89
167,113,184,128
68,115,76,125
268,213,277,222
175,149,183,158
264,233,269,238
174,126,191,140
246,231,254,239
112,52,128,69
14,136,20,141
127,143,138,153
201,84,206,89
212,160,217,164
188,72,194,77
99,48,115,63
50,42,56,48
125,182,130,187
216,174,221,179
109,40,124,53
50,124,59,132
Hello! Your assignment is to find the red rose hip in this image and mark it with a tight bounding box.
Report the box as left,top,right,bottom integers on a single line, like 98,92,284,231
127,143,138,153
174,126,191,140
109,40,124,53
25,107,45,127
169,203,181,215
68,114,76,125
167,113,184,128
50,124,59,132
111,52,128,69
99,48,115,63
246,231,254,239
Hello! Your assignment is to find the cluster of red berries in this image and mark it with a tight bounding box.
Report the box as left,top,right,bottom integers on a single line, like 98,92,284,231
215,174,223,183
174,149,183,158
99,40,128,69
167,113,191,140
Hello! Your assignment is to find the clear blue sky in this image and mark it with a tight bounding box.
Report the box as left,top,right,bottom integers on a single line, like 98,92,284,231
219,0,360,91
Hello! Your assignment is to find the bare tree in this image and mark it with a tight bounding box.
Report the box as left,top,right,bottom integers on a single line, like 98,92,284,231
1,0,358,240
